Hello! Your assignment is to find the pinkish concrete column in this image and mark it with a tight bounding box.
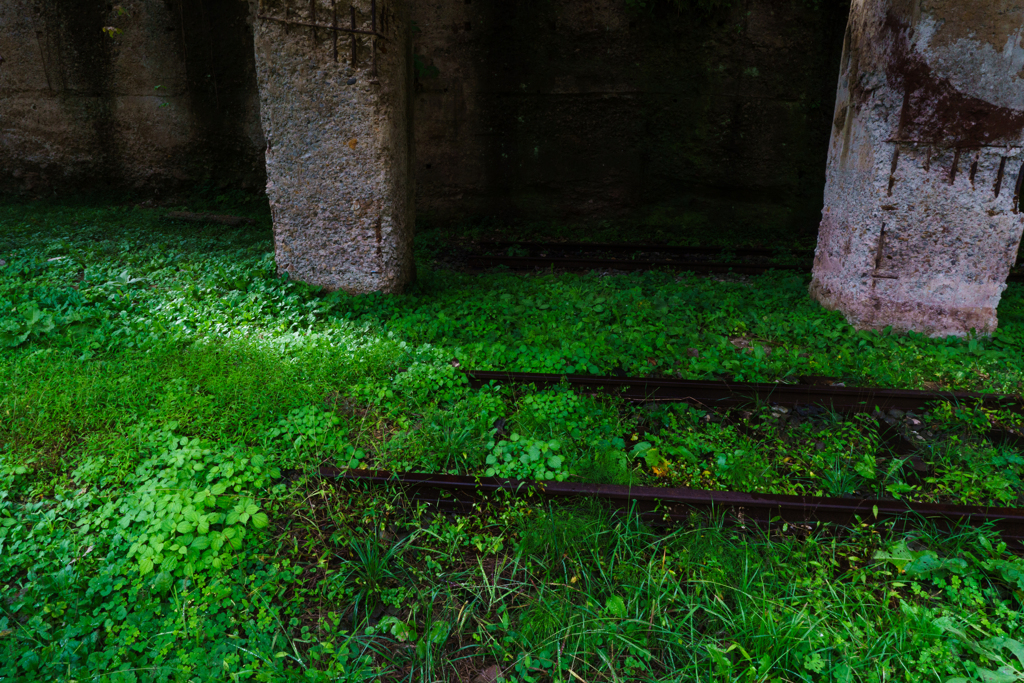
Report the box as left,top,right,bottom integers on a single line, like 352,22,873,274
252,0,414,293
811,0,1024,337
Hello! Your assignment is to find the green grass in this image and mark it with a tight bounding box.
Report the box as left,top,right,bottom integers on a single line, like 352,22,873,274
3,197,1024,681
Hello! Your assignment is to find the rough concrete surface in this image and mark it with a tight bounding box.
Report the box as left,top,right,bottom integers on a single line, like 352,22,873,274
253,0,414,294
2,0,848,242
411,0,849,232
811,0,1024,336
0,0,264,194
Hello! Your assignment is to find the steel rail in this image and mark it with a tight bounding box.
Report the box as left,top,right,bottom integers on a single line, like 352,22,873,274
472,241,816,259
313,468,1024,542
463,242,1023,282
465,370,1024,414
466,255,1024,282
165,211,256,227
465,255,805,275
468,241,1023,270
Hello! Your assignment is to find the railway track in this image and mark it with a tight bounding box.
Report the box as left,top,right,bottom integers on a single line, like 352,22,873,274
313,468,1024,544
462,240,1024,282
299,371,1024,543
466,255,807,275
465,370,1024,415
321,237,1024,538
472,241,816,259
464,241,811,275
467,367,1024,457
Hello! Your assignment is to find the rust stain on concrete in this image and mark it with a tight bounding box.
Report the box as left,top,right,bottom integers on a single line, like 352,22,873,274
811,0,1024,337
883,13,1024,147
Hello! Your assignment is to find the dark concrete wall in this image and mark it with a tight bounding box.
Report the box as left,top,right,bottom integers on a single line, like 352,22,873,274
412,0,850,238
0,0,264,196
1,0,847,242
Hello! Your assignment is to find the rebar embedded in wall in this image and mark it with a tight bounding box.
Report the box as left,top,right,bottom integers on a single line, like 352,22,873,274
350,6,357,66
34,31,53,92
310,0,318,48
370,0,377,78
198,0,220,110
258,3,387,42
178,1,188,83
259,0,392,77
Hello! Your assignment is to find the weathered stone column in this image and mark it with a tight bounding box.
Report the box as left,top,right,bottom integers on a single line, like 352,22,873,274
811,0,1024,336
253,0,414,293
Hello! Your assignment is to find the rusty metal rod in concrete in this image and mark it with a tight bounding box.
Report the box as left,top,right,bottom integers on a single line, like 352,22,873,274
257,13,386,39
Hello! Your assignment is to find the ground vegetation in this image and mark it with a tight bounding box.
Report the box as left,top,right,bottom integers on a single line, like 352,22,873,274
2,197,1024,681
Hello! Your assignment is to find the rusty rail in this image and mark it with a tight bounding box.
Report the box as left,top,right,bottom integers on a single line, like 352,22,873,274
463,241,1023,282
464,240,810,275
165,211,256,227
473,241,816,259
466,255,806,275
465,370,1024,414
313,468,1024,542
300,375,1024,541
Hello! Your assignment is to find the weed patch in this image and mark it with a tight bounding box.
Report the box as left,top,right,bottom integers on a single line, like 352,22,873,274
2,199,1024,681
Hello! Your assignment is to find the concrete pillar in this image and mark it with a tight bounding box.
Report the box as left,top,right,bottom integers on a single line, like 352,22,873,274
252,0,414,293
811,0,1024,336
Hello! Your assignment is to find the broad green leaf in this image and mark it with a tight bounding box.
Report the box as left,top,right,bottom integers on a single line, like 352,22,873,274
977,668,1019,683
152,572,173,592
605,596,627,618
